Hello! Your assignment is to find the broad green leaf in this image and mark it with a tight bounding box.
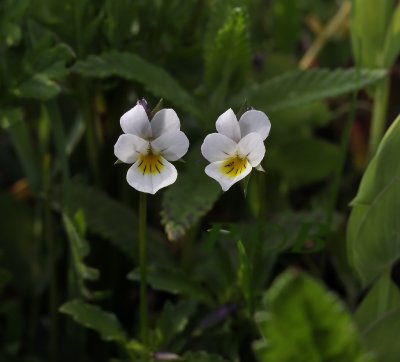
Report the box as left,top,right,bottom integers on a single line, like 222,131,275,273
350,179,400,285
62,212,104,299
69,182,169,264
245,68,386,113
363,307,400,362
161,145,221,241
73,51,199,117
348,114,400,284
254,269,374,362
59,299,127,343
383,4,400,67
155,300,197,348
204,6,251,93
1,109,41,193
0,0,29,47
355,272,400,332
12,74,60,100
267,138,340,185
351,0,395,68
128,265,213,304
183,351,229,362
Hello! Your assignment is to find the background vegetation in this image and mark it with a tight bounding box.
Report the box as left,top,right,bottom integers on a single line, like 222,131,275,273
1,0,400,361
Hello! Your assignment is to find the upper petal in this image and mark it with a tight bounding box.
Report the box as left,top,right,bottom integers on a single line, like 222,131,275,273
238,132,266,166
205,160,252,191
239,110,271,140
126,157,177,194
120,104,152,138
216,108,241,142
151,130,189,161
114,134,149,163
201,133,237,162
151,108,180,138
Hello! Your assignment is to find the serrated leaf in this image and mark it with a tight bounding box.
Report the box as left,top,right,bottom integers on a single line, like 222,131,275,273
161,145,221,241
62,212,103,299
245,68,387,113
73,51,199,117
128,265,213,304
254,269,374,362
69,182,169,264
204,6,251,93
347,114,400,284
59,299,127,343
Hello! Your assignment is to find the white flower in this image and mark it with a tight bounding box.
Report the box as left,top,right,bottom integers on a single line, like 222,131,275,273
114,104,189,194
201,108,271,191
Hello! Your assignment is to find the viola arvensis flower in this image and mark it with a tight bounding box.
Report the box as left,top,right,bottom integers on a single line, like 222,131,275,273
114,104,189,194
201,108,271,191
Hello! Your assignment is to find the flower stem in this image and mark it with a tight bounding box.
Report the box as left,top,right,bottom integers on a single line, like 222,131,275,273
138,192,149,346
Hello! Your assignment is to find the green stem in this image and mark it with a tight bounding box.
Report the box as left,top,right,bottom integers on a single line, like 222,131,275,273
377,267,392,317
43,155,58,361
138,193,149,346
369,77,389,158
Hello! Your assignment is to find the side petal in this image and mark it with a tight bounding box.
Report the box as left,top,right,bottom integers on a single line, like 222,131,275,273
201,133,237,162
238,133,266,167
205,160,252,192
126,157,177,194
114,134,149,163
120,104,152,138
151,130,189,161
216,108,241,142
151,108,180,138
239,110,271,140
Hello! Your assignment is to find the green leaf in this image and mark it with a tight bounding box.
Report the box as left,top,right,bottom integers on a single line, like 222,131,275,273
254,269,373,362
355,272,400,332
1,109,41,193
0,0,30,47
161,145,221,241
13,74,60,100
62,212,104,299
69,182,168,263
204,6,251,93
236,240,253,313
383,4,400,68
267,138,340,185
73,51,199,117
363,307,400,362
182,351,230,362
245,68,387,113
348,114,400,284
59,299,127,343
155,300,197,348
351,0,395,68
128,265,213,304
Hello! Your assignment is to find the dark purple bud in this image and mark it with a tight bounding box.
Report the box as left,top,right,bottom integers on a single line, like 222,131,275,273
137,98,149,113
253,52,265,71
197,303,237,330
154,351,180,360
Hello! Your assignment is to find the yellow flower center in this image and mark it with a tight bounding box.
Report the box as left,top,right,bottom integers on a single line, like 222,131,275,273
138,153,164,175
221,156,248,178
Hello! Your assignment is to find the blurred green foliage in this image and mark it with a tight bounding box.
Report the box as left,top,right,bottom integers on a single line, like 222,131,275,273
0,0,400,361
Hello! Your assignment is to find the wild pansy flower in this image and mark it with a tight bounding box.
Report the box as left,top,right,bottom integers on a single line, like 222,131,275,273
114,103,189,194
201,108,271,191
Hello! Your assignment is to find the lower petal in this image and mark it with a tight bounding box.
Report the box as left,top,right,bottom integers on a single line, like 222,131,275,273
126,156,177,194
205,160,252,191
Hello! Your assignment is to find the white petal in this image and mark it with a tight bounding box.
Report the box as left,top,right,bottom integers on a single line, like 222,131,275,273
151,108,180,138
201,133,237,162
126,157,177,194
239,110,271,140
205,160,252,191
114,134,149,163
216,108,241,142
151,130,189,161
120,104,152,138
238,133,266,166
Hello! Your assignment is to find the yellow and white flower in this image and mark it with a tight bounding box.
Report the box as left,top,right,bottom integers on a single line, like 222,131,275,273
201,108,271,191
114,104,189,194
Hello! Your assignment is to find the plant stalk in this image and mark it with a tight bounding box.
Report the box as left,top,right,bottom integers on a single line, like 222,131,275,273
138,192,149,346
369,77,389,158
